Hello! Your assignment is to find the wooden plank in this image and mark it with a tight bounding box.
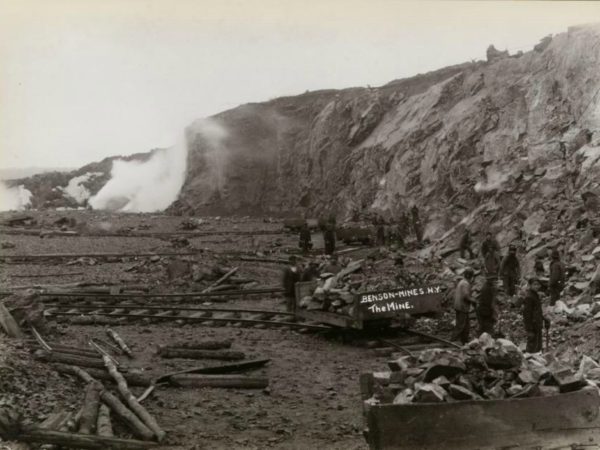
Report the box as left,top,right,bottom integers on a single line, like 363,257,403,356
169,374,268,389
366,387,600,449
155,358,270,382
0,303,23,338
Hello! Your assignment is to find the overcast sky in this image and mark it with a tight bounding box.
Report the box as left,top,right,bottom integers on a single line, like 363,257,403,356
1,0,599,169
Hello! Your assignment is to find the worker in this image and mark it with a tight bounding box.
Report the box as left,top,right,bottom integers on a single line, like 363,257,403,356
411,205,423,245
477,275,497,335
459,228,474,259
590,262,600,295
548,249,565,305
323,218,336,255
534,255,545,276
282,256,301,312
298,221,312,255
451,268,475,344
323,255,342,275
520,277,550,353
301,261,320,281
480,231,500,258
499,244,521,298
375,216,386,246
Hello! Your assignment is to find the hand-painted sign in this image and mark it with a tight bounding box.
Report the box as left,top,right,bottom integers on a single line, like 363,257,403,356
358,285,444,318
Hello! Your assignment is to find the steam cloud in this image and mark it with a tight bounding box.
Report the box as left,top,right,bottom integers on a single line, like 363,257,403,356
0,182,32,211
89,118,227,212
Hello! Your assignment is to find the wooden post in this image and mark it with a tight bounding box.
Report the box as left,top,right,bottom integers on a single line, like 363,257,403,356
169,374,268,389
158,339,232,350
34,350,106,370
68,367,154,441
102,356,166,442
96,405,113,438
78,382,102,434
106,328,133,358
201,267,238,293
158,348,245,361
0,303,23,338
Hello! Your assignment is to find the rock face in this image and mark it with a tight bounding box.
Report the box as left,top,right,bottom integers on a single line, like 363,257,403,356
173,25,600,236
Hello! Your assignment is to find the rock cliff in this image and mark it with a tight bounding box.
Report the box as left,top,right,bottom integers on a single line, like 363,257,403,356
173,25,600,244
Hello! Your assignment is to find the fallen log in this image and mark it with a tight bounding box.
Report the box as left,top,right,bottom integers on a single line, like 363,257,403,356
34,350,106,370
155,358,270,382
158,339,232,351
0,303,23,338
103,356,166,442
52,364,152,387
96,405,113,438
19,428,157,449
158,348,245,361
67,367,154,441
78,382,102,435
106,328,133,358
201,267,238,294
169,374,269,389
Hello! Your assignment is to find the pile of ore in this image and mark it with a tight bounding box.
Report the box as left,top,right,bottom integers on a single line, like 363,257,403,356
298,260,362,315
365,333,600,407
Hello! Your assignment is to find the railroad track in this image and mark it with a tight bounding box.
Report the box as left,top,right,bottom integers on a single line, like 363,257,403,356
44,304,332,332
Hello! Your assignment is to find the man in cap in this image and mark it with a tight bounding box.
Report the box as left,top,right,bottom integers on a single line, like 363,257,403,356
548,249,565,305
521,276,550,353
451,268,476,344
499,244,521,298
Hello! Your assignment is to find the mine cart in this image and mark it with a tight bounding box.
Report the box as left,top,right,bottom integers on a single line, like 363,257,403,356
359,379,600,449
294,281,444,330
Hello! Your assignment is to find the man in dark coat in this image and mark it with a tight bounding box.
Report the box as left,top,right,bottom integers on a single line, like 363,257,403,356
549,249,565,305
451,268,476,344
411,205,423,245
459,229,474,259
323,221,336,255
298,221,312,255
375,216,386,246
481,232,500,258
282,256,301,312
477,276,497,335
521,277,550,353
301,261,320,282
499,244,520,297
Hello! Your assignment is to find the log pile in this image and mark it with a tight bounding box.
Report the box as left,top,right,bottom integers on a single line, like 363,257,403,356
364,334,598,408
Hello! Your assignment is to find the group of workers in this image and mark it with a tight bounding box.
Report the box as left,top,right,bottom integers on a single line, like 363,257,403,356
298,205,425,257
453,229,567,353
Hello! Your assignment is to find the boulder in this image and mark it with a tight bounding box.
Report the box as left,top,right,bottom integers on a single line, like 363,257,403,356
413,382,447,403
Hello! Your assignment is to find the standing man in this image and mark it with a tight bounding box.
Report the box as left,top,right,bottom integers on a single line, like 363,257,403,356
477,275,497,335
459,228,474,259
323,218,336,255
298,221,312,255
499,244,521,298
411,205,423,245
481,232,500,279
375,216,386,247
549,249,565,305
282,256,301,312
452,268,476,344
521,277,550,353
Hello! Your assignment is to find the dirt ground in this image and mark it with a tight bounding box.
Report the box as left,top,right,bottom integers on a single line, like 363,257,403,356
0,211,402,449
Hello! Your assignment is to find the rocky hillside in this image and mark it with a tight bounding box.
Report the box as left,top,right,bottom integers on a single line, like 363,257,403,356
174,25,600,240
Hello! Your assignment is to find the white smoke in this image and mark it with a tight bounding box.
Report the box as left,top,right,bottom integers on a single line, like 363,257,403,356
0,182,32,211
189,118,229,191
89,140,187,212
60,172,102,204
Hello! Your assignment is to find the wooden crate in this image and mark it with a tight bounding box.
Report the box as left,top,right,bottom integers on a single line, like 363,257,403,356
360,374,600,450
